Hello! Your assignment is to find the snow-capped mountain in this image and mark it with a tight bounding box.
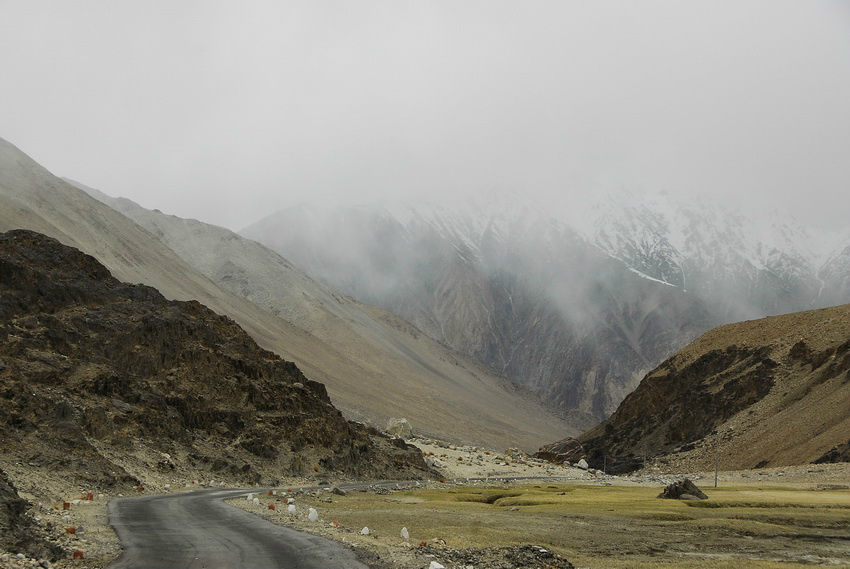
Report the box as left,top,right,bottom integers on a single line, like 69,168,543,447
242,192,849,419
572,191,838,320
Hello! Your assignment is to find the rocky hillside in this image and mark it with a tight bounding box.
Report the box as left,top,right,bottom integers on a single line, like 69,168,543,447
0,230,431,491
576,304,850,473
0,136,577,451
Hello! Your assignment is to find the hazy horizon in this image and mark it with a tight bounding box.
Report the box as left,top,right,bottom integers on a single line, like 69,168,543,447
2,1,849,232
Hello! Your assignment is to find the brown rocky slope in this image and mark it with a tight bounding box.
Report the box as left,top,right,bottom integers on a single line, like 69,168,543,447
0,468,63,561
563,304,850,473
0,136,577,451
0,229,432,493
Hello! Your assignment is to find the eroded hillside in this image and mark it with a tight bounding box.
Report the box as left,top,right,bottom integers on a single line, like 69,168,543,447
0,230,431,491
577,304,850,472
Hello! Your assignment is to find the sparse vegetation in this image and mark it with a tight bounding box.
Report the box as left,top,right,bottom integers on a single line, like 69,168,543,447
296,482,850,568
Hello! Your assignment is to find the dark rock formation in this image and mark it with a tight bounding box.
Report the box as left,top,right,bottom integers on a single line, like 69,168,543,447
563,303,850,473
0,469,63,560
533,437,585,464
657,479,708,500
814,439,850,464
0,230,432,487
577,345,778,473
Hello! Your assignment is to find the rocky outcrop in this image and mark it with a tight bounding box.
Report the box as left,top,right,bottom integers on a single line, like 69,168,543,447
0,230,432,488
814,439,850,464
533,437,584,464
0,469,62,560
657,479,708,500
386,418,413,439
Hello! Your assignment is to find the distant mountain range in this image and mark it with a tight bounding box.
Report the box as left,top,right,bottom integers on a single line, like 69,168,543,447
242,194,850,419
0,136,577,451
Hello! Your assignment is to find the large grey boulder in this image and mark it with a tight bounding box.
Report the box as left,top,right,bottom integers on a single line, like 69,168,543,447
386,417,413,439
657,478,708,500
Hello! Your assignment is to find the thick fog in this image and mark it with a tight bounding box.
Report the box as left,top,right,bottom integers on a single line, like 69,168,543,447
1,1,849,231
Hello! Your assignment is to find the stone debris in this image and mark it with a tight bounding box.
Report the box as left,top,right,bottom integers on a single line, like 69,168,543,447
421,544,574,569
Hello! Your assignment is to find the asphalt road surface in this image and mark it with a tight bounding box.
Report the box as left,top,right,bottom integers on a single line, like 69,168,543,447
107,488,370,569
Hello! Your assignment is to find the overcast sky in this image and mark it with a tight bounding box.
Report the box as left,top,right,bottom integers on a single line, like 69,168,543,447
1,1,849,231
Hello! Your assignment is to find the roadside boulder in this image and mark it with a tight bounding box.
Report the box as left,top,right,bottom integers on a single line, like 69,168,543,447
386,418,413,439
576,459,589,470
657,478,708,500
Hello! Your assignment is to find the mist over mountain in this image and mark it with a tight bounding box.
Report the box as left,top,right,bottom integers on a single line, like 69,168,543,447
242,194,850,419
0,136,578,451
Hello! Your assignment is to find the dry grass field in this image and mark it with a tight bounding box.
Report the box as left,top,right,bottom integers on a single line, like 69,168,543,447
272,481,850,569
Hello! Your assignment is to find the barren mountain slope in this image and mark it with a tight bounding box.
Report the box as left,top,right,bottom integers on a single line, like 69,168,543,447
0,229,429,488
242,203,712,419
577,304,850,472
0,137,575,450
79,186,594,431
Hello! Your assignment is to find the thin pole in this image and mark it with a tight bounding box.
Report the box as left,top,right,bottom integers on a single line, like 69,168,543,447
714,432,719,488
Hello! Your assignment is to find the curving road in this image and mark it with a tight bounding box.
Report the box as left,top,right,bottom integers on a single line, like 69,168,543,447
107,489,369,569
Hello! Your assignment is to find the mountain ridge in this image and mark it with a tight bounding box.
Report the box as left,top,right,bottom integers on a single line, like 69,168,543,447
0,137,578,451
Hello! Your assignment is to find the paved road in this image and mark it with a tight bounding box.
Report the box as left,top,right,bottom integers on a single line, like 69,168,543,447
107,489,369,569
106,477,569,568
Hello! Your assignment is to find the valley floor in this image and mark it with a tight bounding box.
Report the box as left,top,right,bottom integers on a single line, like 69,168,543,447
233,466,850,569
2,440,848,569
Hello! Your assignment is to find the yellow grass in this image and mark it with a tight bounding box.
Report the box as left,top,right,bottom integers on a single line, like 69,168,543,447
316,483,850,568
